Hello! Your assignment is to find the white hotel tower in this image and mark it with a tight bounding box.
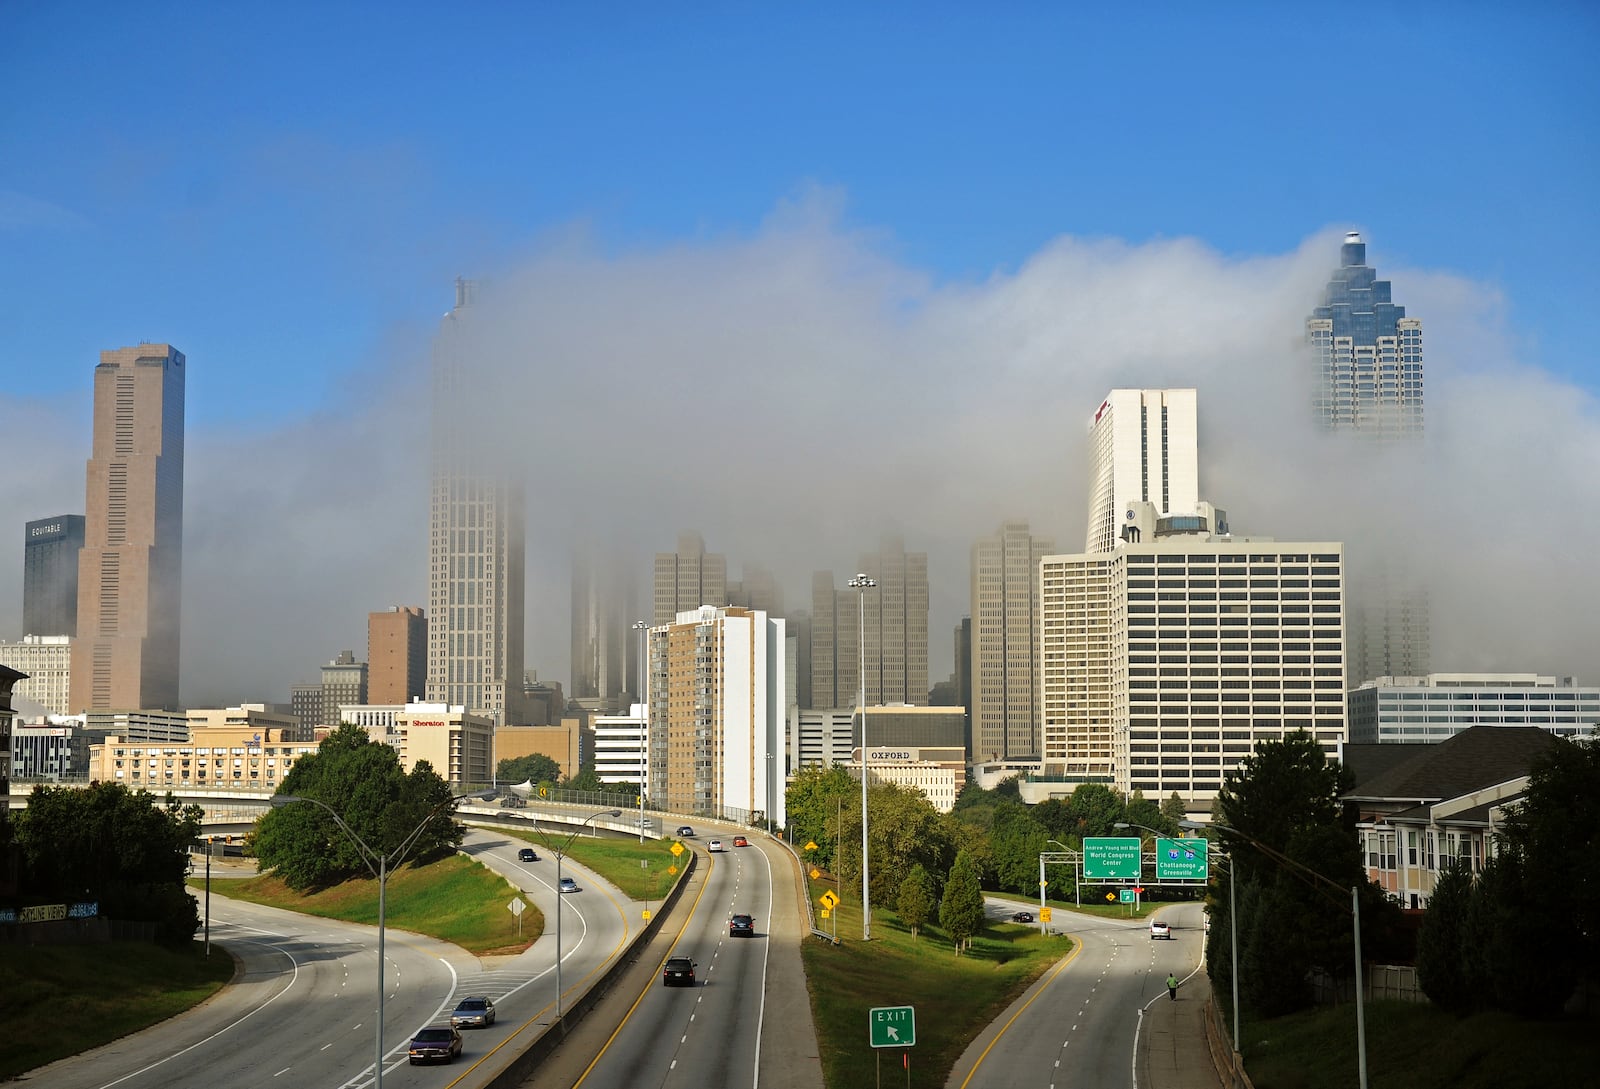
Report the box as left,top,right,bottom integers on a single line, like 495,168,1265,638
1085,389,1198,554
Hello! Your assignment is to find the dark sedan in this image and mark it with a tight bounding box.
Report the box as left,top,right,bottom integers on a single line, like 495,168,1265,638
729,913,755,937
408,1026,462,1065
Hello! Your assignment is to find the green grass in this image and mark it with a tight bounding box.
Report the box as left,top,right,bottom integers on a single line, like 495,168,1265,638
504,827,682,903
0,940,234,1079
197,853,538,955
800,871,1072,1087
1241,1000,1600,1089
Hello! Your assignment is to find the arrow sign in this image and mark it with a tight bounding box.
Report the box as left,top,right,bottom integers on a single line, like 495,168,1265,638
870,1005,916,1048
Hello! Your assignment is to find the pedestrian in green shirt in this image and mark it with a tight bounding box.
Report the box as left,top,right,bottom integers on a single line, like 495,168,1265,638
1166,973,1178,1001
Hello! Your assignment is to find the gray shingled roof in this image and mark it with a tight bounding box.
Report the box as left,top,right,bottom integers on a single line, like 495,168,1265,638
1342,725,1560,803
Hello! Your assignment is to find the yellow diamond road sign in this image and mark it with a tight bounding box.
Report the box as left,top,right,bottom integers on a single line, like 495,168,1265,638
670,841,684,857
809,867,821,879
804,841,819,851
820,889,840,910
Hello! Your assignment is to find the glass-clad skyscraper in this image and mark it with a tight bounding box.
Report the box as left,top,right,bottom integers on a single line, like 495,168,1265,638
1307,232,1424,437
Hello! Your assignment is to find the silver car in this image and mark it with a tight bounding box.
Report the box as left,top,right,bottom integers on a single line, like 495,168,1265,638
450,996,496,1028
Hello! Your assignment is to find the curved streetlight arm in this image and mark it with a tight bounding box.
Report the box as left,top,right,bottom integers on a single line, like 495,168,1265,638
534,807,622,1021
272,789,494,878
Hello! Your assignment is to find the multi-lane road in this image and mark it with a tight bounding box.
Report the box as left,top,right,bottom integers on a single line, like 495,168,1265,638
948,899,1208,1089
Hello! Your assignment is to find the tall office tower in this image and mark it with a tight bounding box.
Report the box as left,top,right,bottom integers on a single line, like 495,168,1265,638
571,547,638,702
23,515,85,636
807,537,929,709
69,344,186,712
955,617,972,746
320,650,368,726
1084,389,1199,554
426,280,526,725
1308,233,1429,681
1308,232,1424,437
368,606,427,705
0,635,73,715
727,565,784,615
652,532,727,625
970,520,1055,761
647,605,786,825
290,682,322,732
1040,502,1346,813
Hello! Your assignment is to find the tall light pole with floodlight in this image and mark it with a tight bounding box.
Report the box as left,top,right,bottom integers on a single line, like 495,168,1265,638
848,572,877,940
270,788,493,1089
633,619,648,844
538,808,622,1018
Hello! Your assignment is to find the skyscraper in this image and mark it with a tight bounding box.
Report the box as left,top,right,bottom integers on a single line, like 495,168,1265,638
1085,389,1199,553
1308,233,1429,681
1308,232,1424,437
69,344,185,712
321,650,368,726
571,546,638,704
807,537,929,708
23,515,85,636
652,532,727,625
426,280,526,725
368,606,427,705
970,520,1054,761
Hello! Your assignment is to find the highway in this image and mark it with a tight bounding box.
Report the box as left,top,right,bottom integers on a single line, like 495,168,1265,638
25,828,637,1089
949,899,1207,1089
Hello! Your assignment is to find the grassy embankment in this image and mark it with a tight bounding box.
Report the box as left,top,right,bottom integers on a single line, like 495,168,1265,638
0,941,234,1079
203,829,682,954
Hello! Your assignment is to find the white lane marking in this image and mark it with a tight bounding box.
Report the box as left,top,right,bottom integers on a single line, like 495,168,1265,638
273,1067,291,1077
752,835,776,1089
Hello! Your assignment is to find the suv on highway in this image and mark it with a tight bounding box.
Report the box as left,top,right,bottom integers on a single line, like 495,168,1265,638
516,847,539,862
662,956,697,986
1150,919,1172,939
729,913,755,937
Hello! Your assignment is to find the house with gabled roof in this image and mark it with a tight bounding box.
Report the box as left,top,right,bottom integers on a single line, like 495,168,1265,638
1339,725,1561,909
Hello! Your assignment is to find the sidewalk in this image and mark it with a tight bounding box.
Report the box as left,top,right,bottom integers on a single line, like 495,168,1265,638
1143,968,1228,1089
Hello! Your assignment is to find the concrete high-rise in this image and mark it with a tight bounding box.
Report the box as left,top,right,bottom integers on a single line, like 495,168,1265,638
1307,233,1429,682
970,520,1054,761
23,515,85,636
320,650,368,726
426,280,526,725
1085,389,1199,554
1308,232,1424,437
1040,506,1346,812
368,606,427,705
652,532,727,625
647,605,786,826
70,344,186,712
808,537,929,708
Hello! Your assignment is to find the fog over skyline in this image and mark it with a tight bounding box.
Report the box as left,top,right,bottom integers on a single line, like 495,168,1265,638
3,204,1596,708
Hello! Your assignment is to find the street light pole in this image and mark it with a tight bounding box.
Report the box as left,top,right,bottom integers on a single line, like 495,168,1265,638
633,619,648,844
848,572,877,940
270,788,492,1089
539,808,622,1019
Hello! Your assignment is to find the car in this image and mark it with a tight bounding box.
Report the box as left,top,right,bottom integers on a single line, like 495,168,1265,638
408,1026,463,1065
676,825,695,838
708,839,724,852
517,847,539,863
1011,910,1035,923
732,835,750,847
450,995,496,1028
729,913,755,937
662,955,697,986
1150,919,1172,939
559,876,580,893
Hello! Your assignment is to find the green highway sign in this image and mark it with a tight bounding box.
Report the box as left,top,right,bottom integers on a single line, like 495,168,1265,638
1155,837,1209,880
869,1005,916,1048
1083,837,1142,880
1119,889,1137,903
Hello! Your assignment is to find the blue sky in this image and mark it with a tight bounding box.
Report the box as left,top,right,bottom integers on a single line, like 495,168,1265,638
4,4,1598,701
5,4,1597,417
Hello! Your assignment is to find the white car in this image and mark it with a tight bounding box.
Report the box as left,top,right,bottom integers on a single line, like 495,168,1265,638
559,877,580,894
1150,919,1171,939
708,839,724,852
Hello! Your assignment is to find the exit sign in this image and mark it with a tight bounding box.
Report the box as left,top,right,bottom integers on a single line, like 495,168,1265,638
869,1005,916,1048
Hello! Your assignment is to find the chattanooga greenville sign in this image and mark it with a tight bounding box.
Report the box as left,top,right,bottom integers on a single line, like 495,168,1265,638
0,901,99,924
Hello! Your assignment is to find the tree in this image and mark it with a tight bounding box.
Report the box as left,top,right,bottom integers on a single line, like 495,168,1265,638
897,863,935,941
1416,859,1475,1013
835,782,954,910
784,765,857,870
1065,783,1125,837
940,849,985,954
498,753,561,786
1160,792,1188,825
253,724,463,890
13,782,202,945
563,765,604,793
990,801,1047,896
